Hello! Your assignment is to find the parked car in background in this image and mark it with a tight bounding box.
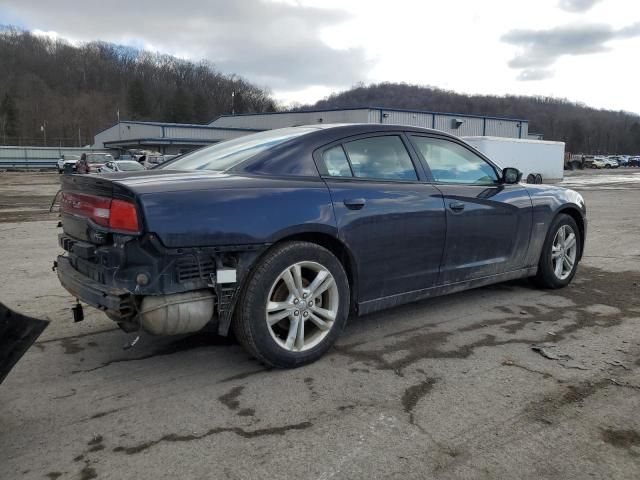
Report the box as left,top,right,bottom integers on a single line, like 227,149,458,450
76,153,115,174
629,156,640,167
143,153,165,168
55,124,587,368
591,157,618,169
610,155,629,167
57,154,80,173
564,153,585,170
98,160,146,173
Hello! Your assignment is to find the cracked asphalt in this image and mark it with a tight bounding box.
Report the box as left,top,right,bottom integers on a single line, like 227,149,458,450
1,169,639,480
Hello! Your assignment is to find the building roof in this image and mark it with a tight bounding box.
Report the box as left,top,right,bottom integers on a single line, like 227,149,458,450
208,106,529,125
94,120,262,137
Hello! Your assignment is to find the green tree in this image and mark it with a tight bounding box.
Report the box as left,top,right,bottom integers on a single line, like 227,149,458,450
127,78,149,119
0,93,19,143
166,86,193,123
192,92,209,123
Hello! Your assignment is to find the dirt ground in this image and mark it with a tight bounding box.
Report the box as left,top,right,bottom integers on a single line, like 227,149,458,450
0,169,639,480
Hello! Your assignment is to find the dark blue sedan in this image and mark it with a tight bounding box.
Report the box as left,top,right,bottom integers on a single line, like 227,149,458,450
56,124,586,367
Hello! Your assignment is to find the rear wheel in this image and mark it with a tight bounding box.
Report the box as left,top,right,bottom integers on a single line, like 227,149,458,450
533,214,580,289
233,241,349,368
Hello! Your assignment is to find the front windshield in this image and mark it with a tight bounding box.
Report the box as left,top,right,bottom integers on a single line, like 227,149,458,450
88,154,113,164
118,162,145,171
160,127,316,171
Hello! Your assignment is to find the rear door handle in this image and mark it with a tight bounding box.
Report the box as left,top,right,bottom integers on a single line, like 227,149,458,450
343,198,366,210
449,201,465,212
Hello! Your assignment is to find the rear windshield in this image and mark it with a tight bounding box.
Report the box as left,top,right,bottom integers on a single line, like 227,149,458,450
118,162,145,171
88,154,113,164
160,127,316,171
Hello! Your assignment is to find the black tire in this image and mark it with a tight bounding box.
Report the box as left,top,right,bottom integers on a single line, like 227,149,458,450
605,164,611,169
233,241,350,368
533,214,581,289
535,173,543,184
526,173,536,184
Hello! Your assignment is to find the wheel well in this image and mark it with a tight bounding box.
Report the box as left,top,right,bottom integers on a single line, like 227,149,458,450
274,232,358,312
557,207,585,260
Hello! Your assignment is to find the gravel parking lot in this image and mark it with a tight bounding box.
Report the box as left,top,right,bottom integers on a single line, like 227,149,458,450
1,169,639,480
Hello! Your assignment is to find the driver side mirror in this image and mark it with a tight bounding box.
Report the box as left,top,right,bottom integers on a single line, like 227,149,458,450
502,167,522,184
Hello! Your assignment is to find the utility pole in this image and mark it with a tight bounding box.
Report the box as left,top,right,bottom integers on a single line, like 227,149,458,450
40,121,47,147
231,91,235,115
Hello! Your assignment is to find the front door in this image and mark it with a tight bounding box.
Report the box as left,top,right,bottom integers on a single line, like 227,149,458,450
316,134,446,302
408,134,532,285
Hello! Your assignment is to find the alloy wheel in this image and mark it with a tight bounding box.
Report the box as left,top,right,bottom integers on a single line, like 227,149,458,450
551,225,578,280
265,261,339,352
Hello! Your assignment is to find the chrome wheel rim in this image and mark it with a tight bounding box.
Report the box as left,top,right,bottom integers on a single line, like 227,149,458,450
551,225,577,280
265,261,339,352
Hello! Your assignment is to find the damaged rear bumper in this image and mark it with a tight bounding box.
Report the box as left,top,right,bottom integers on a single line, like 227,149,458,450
56,255,135,320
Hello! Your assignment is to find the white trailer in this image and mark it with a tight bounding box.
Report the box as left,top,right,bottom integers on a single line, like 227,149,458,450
463,136,565,182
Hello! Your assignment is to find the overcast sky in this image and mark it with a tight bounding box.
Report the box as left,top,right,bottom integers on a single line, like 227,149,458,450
1,0,639,113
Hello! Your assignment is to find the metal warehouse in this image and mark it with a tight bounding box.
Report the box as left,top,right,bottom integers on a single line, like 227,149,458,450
93,121,261,154
92,107,532,154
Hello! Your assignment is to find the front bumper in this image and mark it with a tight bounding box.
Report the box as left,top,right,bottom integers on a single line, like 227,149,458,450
56,255,135,320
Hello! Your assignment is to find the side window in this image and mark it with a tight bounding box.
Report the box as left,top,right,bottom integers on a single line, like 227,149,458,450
343,136,417,181
322,145,352,177
411,136,499,184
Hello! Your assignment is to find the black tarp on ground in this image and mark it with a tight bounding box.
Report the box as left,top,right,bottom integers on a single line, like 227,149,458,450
0,302,49,385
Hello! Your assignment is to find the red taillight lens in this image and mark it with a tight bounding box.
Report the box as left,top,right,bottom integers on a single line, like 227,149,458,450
61,193,140,233
109,199,140,232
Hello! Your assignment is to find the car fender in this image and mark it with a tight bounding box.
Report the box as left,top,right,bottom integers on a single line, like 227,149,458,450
523,184,586,266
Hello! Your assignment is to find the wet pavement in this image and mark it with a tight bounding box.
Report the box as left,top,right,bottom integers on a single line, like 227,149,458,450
0,169,639,480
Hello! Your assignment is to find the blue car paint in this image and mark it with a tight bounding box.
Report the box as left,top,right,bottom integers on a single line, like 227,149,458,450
433,183,534,284
62,124,586,324
325,178,446,301
138,177,336,248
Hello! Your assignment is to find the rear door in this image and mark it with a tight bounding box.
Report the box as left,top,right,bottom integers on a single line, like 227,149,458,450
408,134,532,285
315,133,446,302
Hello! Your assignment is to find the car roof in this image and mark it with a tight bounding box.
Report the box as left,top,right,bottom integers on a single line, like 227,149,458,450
233,123,466,176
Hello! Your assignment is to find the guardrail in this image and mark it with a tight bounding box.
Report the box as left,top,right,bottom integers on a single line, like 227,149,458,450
0,146,112,169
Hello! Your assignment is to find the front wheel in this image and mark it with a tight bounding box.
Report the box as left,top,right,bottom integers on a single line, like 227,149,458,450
233,241,350,368
533,214,581,289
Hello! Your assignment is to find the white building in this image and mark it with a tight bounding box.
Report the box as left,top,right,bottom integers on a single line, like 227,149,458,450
93,107,533,155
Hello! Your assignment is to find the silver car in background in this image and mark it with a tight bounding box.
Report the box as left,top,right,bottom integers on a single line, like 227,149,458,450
98,160,146,173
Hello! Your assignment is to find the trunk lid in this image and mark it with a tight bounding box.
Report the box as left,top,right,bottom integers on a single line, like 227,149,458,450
60,174,139,243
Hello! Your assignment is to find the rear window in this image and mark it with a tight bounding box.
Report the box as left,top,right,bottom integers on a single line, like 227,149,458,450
322,146,352,177
118,162,145,171
343,136,417,181
161,127,317,172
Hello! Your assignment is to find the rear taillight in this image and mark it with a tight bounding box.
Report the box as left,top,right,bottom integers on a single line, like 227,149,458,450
109,199,140,232
61,192,140,233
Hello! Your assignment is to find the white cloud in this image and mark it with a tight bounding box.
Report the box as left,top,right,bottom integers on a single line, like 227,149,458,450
2,0,640,113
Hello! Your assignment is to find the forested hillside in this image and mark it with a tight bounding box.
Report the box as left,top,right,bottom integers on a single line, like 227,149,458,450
2,27,638,154
0,28,276,146
306,83,640,154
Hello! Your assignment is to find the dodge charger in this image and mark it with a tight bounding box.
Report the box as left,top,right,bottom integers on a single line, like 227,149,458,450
55,124,586,367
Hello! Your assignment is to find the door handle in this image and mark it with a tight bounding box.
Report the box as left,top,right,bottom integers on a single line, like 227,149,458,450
449,201,465,212
343,198,366,210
